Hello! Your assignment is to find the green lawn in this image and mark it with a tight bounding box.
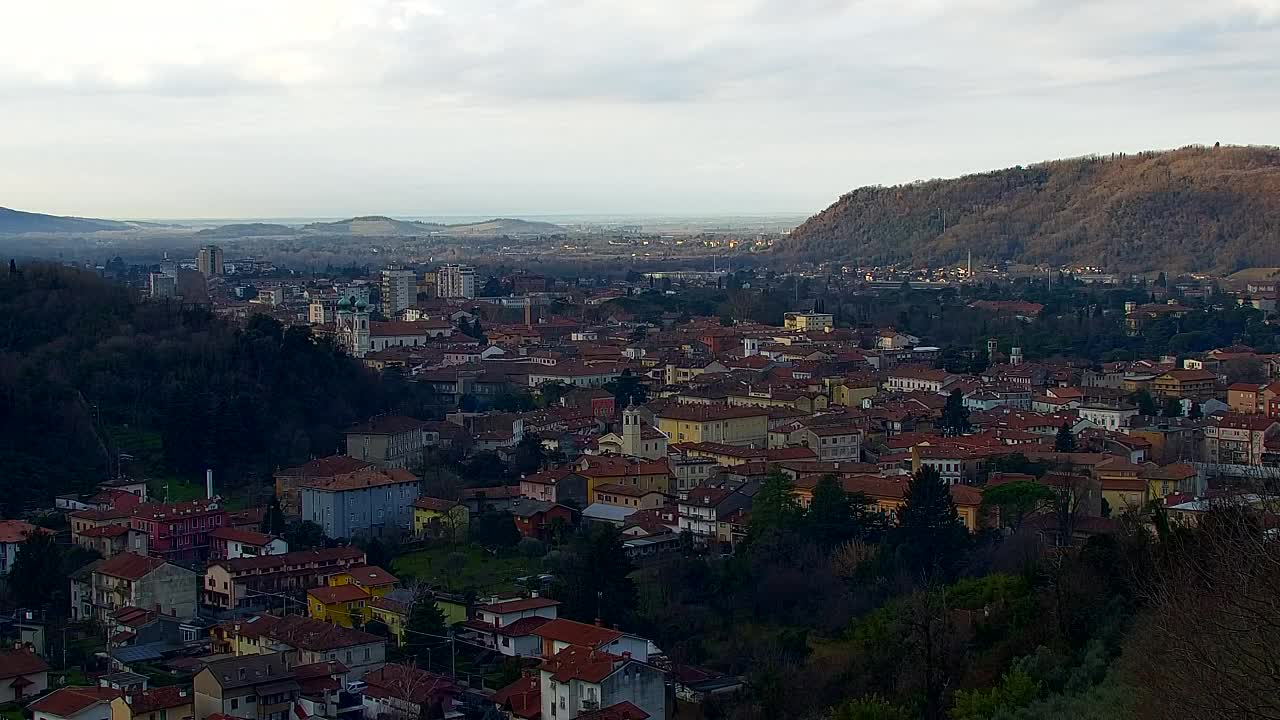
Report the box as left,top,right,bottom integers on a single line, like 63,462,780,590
393,545,544,596
1,705,26,720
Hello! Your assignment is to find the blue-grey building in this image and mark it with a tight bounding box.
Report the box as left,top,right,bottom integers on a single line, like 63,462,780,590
300,468,420,539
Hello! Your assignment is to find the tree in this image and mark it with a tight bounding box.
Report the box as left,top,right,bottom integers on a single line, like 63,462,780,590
893,466,968,578
1054,423,1077,453
551,524,637,627
472,511,521,549
805,475,873,547
829,696,911,720
940,389,971,436
609,369,648,408
982,481,1056,531
1161,396,1183,418
1188,401,1203,419
748,471,803,546
284,520,327,550
1131,389,1157,416
8,530,66,610
512,436,547,477
404,590,449,669
261,496,287,536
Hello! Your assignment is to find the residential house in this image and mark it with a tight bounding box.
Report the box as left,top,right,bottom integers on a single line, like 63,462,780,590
590,485,667,511
667,456,720,495
110,686,195,720
795,425,863,462
538,645,665,720
1142,463,1200,501
202,547,366,611
345,416,430,469
463,597,561,657
1151,369,1219,402
0,520,46,575
210,615,385,681
78,552,198,623
273,456,373,517
655,405,769,447
532,619,651,660
209,529,287,561
1077,404,1139,431
526,363,626,389
361,664,460,720
677,489,752,545
365,589,415,647
492,671,541,720
29,687,120,720
885,367,953,393
576,456,671,497
411,497,469,541
1227,383,1270,415
519,469,590,506
511,501,576,541
1204,414,1280,466
794,474,985,532
193,653,298,720
300,468,420,539
0,648,49,702
127,500,229,563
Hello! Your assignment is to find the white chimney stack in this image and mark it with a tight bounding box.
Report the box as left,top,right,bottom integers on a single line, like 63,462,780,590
206,469,214,500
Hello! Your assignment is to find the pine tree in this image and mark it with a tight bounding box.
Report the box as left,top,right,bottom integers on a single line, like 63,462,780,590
894,466,968,579
1189,401,1203,419
806,474,858,547
1054,423,1077,453
261,496,287,536
940,389,971,437
404,592,448,669
1162,397,1183,417
748,470,803,544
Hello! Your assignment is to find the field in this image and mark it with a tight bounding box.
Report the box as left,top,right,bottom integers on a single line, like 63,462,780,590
392,545,544,596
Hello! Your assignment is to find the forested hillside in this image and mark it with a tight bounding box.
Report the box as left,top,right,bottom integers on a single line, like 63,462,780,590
779,145,1280,272
0,263,432,515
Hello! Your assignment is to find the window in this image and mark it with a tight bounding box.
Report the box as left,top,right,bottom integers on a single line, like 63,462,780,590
230,700,239,710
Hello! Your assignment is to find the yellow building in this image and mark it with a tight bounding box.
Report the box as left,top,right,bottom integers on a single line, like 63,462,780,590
656,404,770,447
412,497,469,541
783,312,834,332
793,474,984,532
367,595,411,646
327,565,399,598
307,584,370,627
110,687,195,720
831,379,878,408
576,456,672,497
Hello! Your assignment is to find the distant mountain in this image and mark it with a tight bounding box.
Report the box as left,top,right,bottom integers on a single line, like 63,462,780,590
301,216,447,236
195,223,299,238
301,215,565,237
0,207,135,234
777,145,1280,273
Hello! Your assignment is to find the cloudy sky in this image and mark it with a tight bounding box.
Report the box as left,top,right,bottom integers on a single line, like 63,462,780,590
1,0,1278,219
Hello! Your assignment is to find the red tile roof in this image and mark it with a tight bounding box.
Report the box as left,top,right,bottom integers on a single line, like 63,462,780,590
656,404,769,422
579,702,650,720
541,645,624,683
304,467,418,492
412,497,462,513
308,584,369,604
534,619,623,649
275,455,374,478
476,597,561,615
344,565,399,587
28,686,121,716
492,673,541,720
122,686,194,713
209,527,276,546
346,415,428,435
0,519,46,544
495,616,554,637
0,648,49,679
95,551,165,581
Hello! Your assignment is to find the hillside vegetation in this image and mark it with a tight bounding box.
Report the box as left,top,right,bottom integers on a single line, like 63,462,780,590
778,145,1280,272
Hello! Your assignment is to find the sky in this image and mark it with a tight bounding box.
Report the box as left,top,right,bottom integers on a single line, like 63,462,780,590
1,0,1278,219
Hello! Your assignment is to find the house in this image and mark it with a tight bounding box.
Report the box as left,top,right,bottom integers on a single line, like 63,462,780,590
1227,383,1271,415
1077,404,1139,431
1204,414,1280,466
492,671,541,720
273,456,373,517
591,484,667,511
463,597,561,657
78,552,199,624
656,404,769,447
365,590,415,647
783,312,834,332
1142,463,1200,500
300,468,420,539
677,489,752,545
511,501,576,541
411,497,469,541
1151,369,1218,402
202,547,366,611
595,408,669,460
110,686,195,720
29,687,121,720
192,653,298,720
668,455,720,495
519,468,590,505
0,519,47,575
0,648,48,703
795,425,863,462
576,456,671,498
210,615,385,680
367,320,454,352
127,500,229,563
885,367,954,393
361,664,460,720
527,363,626,389
209,529,287,561
344,416,430,469
533,619,650,659
538,645,665,720
307,585,369,628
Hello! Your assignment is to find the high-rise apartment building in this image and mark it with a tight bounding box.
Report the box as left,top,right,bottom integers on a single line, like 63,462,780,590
148,272,177,298
380,267,417,315
438,264,476,299
196,245,224,277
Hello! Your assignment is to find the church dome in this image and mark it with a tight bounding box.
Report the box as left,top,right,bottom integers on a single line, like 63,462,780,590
337,295,352,310
355,298,368,311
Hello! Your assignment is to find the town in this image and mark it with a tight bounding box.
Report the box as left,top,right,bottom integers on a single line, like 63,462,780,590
3,246,1280,720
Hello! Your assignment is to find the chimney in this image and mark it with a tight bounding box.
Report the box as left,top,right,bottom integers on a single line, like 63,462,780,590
530,590,539,599
206,469,214,500
622,651,632,660
125,696,133,706
594,618,602,627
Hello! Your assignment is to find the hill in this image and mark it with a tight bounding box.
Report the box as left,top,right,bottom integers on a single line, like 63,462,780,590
196,222,299,238
777,145,1280,273
302,216,447,236
0,207,135,234
446,218,565,236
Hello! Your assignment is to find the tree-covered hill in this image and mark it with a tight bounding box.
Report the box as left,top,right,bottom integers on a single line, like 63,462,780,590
0,263,432,515
778,145,1280,273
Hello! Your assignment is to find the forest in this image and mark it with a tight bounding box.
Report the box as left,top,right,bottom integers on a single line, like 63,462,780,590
0,263,434,515
778,145,1280,273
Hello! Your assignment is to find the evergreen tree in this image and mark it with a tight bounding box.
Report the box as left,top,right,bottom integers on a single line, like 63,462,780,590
1131,389,1158,416
893,466,968,579
806,474,872,547
261,496,287,536
8,531,66,611
747,471,803,545
1188,401,1203,419
551,524,637,627
404,591,448,669
940,389,971,436
1162,396,1183,417
1054,423,1077,453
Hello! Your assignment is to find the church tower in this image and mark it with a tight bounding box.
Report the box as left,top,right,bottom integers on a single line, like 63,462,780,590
621,405,642,457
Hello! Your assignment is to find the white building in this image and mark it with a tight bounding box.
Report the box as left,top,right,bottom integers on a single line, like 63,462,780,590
1078,404,1139,431
438,264,476,299
538,645,665,720
196,245,224,277
380,268,417,314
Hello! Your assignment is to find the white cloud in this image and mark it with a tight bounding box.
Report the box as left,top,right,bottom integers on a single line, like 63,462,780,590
0,0,1277,217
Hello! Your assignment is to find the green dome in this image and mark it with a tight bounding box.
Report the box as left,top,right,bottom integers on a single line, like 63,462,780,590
337,295,352,309
355,299,368,311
